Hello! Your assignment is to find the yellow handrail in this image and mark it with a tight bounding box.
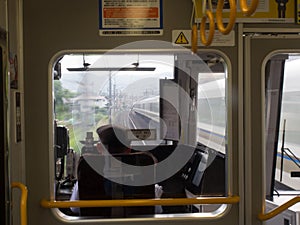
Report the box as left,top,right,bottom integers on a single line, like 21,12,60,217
11,182,28,225
258,196,300,221
191,24,198,53
192,0,259,46
216,0,236,35
41,196,240,208
200,10,215,46
239,0,259,16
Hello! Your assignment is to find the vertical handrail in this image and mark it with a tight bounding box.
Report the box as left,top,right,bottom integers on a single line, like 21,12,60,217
191,24,198,53
11,182,28,225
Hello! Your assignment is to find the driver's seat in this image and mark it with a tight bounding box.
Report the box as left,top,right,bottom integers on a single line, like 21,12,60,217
77,152,156,217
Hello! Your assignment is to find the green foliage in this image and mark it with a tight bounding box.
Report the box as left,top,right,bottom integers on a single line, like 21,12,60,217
95,107,108,122
54,81,112,153
54,81,77,121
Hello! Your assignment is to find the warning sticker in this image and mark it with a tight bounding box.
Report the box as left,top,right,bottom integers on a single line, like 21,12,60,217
175,32,189,44
99,0,163,36
172,30,191,46
172,30,235,47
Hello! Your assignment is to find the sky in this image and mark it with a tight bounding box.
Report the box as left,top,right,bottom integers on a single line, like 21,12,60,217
283,57,300,92
59,54,174,95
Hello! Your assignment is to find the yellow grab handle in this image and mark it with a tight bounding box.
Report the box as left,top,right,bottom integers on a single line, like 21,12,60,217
191,24,198,53
11,182,28,225
216,0,236,35
200,10,215,46
258,196,300,221
240,0,259,16
41,196,240,208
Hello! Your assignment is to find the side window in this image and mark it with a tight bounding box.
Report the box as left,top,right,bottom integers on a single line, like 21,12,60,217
277,56,300,190
51,51,229,219
265,53,300,209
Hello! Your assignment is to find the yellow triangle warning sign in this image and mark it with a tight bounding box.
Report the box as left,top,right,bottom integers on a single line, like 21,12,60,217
175,32,189,44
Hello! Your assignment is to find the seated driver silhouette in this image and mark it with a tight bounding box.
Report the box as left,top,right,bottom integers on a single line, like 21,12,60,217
70,124,163,215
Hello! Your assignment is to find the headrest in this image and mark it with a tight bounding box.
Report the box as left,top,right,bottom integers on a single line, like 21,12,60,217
96,124,131,149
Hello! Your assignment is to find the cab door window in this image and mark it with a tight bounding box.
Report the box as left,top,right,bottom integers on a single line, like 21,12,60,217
51,51,229,219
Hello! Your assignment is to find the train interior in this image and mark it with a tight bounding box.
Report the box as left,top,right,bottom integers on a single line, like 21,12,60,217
3,0,300,224
52,51,228,218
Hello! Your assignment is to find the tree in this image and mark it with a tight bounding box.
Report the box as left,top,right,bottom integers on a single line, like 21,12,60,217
54,81,77,121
